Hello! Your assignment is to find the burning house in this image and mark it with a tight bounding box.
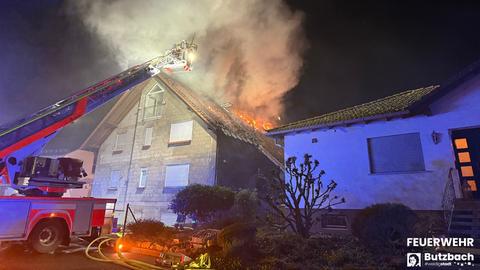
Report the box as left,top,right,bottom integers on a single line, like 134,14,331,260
76,73,283,224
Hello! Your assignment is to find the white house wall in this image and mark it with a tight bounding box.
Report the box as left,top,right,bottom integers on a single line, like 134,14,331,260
284,75,480,211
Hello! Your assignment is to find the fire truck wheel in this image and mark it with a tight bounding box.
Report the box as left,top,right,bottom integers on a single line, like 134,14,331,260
29,220,65,254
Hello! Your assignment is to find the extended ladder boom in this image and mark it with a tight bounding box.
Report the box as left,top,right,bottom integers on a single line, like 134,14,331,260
0,39,197,193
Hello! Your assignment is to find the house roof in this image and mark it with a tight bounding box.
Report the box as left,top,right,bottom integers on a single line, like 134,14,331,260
268,59,480,136
81,73,284,168
42,97,117,156
267,85,440,135
80,80,149,151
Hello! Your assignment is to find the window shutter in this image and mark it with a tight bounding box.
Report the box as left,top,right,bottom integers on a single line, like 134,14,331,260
165,164,189,187
169,121,193,143
367,133,425,173
144,127,153,146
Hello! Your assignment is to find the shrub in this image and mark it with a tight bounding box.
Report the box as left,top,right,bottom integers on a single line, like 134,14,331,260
256,233,381,269
233,189,260,221
351,203,417,252
169,184,235,223
206,215,239,229
217,222,257,250
210,231,394,269
414,212,445,237
127,219,173,240
207,189,261,229
211,255,244,270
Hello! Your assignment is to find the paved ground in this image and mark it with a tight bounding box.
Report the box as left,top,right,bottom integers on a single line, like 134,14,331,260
0,243,161,270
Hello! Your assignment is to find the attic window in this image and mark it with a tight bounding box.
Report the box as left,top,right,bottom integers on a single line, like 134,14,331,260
144,85,165,119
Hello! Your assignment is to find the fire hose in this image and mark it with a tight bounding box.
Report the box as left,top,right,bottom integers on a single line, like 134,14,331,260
85,236,165,270
85,236,212,270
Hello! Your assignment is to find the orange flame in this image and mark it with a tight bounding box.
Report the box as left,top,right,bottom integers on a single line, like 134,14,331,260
234,110,276,132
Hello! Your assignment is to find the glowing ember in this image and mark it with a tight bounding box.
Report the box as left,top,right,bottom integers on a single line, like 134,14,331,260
234,110,276,132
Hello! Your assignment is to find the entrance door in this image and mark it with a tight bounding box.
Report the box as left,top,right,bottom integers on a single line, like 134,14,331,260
452,128,480,199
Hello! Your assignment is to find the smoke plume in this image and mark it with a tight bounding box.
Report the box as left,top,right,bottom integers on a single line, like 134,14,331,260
71,0,307,119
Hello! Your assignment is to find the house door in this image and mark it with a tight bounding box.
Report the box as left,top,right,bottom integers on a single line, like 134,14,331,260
452,128,480,199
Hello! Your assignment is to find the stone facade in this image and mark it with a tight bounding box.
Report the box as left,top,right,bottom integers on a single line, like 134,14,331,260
92,78,217,224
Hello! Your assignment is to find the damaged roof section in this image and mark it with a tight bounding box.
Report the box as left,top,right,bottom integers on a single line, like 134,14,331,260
157,74,284,168
268,85,440,135
81,73,284,168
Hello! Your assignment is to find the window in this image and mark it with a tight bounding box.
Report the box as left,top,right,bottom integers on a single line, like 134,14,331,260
144,85,165,119
367,133,425,173
467,180,478,191
458,152,471,163
144,127,153,147
169,121,193,144
165,164,189,187
114,133,127,152
109,170,121,189
461,166,474,177
274,136,284,147
138,168,148,188
321,214,348,229
454,138,468,149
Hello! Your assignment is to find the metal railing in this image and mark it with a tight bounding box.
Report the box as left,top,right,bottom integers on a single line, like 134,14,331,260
442,168,456,231
122,203,138,237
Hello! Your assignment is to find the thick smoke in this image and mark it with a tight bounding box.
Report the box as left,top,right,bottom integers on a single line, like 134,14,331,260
72,0,307,119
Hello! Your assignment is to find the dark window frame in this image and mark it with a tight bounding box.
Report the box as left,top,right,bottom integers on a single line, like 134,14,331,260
321,214,348,229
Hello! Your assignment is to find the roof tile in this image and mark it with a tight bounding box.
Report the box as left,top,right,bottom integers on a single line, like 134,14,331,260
268,85,440,134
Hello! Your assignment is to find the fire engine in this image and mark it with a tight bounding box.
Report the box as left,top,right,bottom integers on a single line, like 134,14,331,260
0,39,197,253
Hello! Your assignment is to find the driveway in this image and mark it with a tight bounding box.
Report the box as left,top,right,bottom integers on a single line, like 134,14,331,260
0,243,161,270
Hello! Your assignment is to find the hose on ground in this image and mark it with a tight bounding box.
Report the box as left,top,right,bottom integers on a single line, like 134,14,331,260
85,236,166,270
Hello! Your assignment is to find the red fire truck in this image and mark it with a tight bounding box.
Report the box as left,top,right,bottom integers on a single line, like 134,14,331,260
0,39,197,253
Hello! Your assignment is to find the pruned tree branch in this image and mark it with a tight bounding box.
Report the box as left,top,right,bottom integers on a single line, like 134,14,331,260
261,154,345,238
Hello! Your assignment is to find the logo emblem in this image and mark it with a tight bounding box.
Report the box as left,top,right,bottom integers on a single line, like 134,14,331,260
407,253,422,267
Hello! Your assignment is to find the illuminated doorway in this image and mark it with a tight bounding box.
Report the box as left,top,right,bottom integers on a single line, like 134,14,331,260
452,128,480,199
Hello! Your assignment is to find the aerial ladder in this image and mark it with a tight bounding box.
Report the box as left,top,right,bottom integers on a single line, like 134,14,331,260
0,39,197,197
0,39,197,254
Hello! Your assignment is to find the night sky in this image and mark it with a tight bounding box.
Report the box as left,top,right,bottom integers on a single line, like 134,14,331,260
1,0,480,127
0,0,119,124
284,0,480,122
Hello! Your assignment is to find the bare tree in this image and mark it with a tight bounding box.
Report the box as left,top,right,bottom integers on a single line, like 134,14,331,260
262,154,345,238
